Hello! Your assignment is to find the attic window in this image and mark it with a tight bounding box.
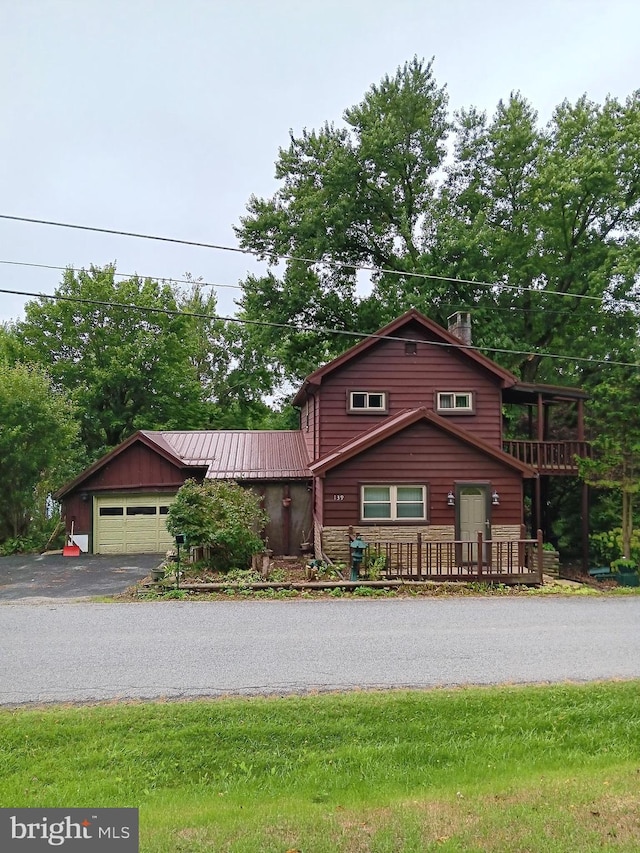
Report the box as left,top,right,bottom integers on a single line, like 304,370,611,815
405,341,417,355
348,391,388,413
436,392,474,413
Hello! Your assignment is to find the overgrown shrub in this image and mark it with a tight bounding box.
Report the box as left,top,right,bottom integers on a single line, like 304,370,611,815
589,528,640,567
166,479,268,571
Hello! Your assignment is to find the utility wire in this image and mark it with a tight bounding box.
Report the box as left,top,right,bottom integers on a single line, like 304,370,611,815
2,286,638,369
0,259,242,291
0,213,615,304
0,258,592,316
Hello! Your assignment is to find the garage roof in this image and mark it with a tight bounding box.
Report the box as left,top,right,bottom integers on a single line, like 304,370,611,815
142,430,312,480
55,429,312,499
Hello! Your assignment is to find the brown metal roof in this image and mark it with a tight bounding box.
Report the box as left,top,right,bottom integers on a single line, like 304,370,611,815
502,381,589,404
143,430,311,480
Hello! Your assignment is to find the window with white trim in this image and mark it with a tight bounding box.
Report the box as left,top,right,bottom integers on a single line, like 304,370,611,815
436,391,474,413
361,485,427,521
348,391,387,413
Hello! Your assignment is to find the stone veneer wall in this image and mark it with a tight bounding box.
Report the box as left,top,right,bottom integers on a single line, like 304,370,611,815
321,524,523,565
322,525,453,564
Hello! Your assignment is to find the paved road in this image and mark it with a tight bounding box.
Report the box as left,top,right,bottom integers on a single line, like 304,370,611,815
1,597,639,705
0,553,163,601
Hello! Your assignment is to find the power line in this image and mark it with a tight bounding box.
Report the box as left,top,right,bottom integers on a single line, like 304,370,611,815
0,258,586,316
0,212,613,304
1,286,637,369
0,259,242,291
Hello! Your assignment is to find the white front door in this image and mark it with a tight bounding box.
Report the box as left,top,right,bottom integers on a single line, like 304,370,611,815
458,486,489,563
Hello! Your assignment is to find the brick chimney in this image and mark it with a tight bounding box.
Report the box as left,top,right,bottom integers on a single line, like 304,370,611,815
447,311,472,346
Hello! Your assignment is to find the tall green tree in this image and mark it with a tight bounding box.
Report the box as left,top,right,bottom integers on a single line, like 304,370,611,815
0,322,20,364
437,91,640,382
0,362,80,543
17,267,225,458
179,282,279,428
236,59,640,390
236,57,450,383
578,352,640,560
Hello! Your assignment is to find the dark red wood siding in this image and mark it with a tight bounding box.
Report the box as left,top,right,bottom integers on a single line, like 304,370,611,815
60,443,198,543
322,421,523,528
82,444,189,492
300,394,318,461
317,321,504,457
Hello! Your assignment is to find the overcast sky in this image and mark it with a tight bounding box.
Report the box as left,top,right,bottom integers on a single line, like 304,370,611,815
1,0,639,325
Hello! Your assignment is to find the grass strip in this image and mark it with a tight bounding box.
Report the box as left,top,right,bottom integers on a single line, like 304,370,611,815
1,682,640,851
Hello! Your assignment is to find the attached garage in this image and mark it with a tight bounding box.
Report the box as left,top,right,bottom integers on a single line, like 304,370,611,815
94,494,176,555
56,429,312,556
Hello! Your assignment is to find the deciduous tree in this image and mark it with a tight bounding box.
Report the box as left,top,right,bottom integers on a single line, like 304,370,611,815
18,267,224,457
0,362,80,545
236,57,450,383
236,59,640,391
578,361,640,561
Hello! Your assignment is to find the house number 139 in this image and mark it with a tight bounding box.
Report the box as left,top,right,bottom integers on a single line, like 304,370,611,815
332,494,345,501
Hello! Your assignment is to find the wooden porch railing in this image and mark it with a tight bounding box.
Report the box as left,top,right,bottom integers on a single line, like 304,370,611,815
364,530,544,585
503,440,591,473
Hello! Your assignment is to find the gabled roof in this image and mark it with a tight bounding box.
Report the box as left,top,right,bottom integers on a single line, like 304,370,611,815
292,308,518,406
148,430,311,480
55,430,312,498
54,430,191,499
309,407,536,478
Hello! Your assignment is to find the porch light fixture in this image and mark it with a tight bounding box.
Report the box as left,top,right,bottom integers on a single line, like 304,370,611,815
492,490,500,506
447,491,455,506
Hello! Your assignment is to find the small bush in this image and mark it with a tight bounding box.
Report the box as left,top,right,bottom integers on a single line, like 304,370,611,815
611,557,638,574
590,528,640,566
166,480,268,571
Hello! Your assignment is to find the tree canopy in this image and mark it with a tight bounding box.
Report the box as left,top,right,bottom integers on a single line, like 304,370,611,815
578,357,640,560
236,57,640,390
0,362,80,544
15,266,279,459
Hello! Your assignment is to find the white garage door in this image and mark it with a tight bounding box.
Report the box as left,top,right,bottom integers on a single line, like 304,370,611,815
94,494,176,554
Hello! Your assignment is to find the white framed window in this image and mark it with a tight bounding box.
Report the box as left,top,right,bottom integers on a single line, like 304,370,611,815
436,391,474,413
348,391,387,413
361,485,427,521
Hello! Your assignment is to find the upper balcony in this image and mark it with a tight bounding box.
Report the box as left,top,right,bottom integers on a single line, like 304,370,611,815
502,382,590,475
503,440,591,474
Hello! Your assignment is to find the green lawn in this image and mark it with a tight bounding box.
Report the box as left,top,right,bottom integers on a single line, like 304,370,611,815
2,682,640,851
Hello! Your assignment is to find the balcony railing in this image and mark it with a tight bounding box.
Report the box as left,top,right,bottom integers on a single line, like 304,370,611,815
503,440,591,473
363,530,544,585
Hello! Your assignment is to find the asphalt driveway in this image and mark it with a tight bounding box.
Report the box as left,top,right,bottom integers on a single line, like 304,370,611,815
0,553,163,601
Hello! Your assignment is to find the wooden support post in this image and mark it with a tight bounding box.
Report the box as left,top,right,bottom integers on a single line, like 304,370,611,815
282,484,291,556
416,532,422,579
537,528,544,584
537,393,544,441
535,476,542,538
582,482,589,573
577,398,585,442
477,531,483,576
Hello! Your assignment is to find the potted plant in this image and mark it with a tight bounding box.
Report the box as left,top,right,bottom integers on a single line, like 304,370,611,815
611,558,639,587
151,565,166,583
